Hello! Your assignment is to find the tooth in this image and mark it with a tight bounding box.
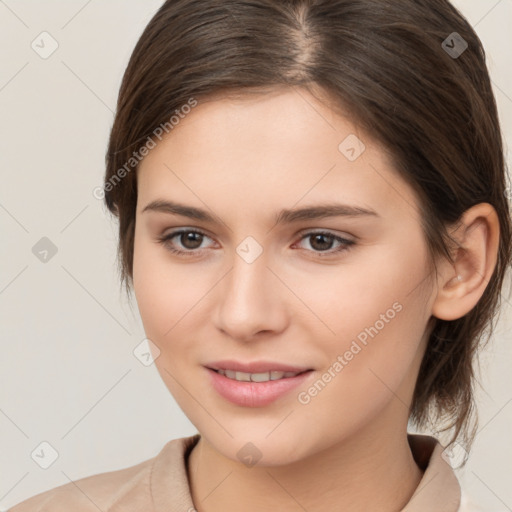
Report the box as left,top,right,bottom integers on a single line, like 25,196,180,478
250,372,270,382
218,369,302,382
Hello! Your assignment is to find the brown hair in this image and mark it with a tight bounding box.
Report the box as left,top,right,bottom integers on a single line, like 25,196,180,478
103,0,512,458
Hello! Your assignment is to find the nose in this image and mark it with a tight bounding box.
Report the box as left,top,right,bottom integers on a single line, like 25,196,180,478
213,245,288,342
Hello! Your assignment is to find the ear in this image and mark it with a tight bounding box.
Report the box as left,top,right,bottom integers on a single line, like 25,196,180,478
431,203,500,321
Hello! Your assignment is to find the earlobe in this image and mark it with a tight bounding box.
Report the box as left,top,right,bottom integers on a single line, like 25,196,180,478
431,203,500,321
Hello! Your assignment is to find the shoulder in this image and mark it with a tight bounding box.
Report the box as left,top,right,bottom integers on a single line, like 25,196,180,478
8,451,156,511
8,434,201,512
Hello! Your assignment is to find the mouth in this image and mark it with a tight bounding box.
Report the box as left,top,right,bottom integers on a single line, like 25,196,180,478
207,368,312,382
205,366,315,407
205,359,313,377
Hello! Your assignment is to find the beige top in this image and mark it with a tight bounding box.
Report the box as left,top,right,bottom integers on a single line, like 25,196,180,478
10,433,473,511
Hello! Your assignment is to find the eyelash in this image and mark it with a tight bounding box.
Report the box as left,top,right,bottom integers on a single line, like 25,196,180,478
156,229,356,258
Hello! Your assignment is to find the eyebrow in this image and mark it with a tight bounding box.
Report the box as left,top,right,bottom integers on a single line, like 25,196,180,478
141,199,379,224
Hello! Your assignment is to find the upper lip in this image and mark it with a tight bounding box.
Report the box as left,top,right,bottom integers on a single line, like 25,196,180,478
205,360,313,374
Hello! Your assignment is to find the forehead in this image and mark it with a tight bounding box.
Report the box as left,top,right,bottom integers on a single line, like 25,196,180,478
136,88,421,222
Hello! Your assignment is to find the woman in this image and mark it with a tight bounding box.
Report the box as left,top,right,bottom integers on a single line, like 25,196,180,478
10,0,511,510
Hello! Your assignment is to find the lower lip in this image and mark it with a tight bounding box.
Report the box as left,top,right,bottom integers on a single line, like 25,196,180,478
206,367,314,407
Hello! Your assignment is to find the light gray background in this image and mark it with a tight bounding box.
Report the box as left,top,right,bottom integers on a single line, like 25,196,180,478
0,1,511,510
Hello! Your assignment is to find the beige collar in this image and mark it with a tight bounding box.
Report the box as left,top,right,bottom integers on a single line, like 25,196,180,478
149,433,461,511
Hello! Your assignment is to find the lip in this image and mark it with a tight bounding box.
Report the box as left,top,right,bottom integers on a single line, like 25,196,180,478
206,367,314,407
205,359,312,373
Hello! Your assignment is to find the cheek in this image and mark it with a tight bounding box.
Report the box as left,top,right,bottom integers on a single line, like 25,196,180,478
298,250,414,342
302,242,430,403
132,235,213,342
132,243,208,417
297,303,427,444
133,234,178,337
132,246,201,398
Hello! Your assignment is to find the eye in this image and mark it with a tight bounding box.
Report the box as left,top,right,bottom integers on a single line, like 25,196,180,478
157,229,214,256
293,231,355,256
156,228,356,258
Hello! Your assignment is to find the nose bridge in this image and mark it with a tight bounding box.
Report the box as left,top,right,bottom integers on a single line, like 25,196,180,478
214,236,285,339
226,238,271,311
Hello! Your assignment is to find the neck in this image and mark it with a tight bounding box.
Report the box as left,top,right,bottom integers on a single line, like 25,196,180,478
186,411,424,511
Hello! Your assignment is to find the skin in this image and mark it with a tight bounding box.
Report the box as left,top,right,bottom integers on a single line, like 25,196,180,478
132,86,500,511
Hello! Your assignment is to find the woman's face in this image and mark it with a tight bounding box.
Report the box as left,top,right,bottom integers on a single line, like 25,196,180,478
133,87,438,465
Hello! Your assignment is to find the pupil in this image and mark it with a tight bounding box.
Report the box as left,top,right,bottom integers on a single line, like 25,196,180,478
312,234,332,251
182,232,202,249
